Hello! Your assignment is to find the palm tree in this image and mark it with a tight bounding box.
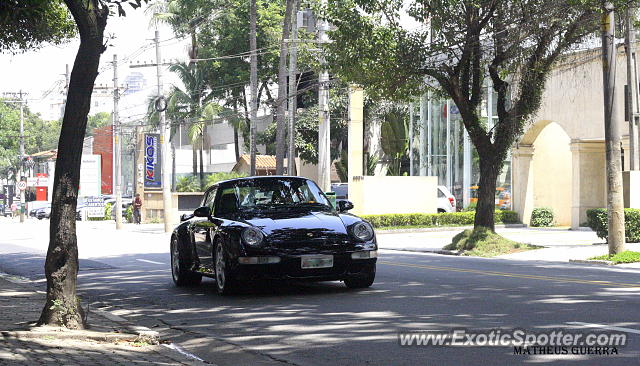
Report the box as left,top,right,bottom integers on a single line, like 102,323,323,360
147,61,219,189
380,108,409,176
168,62,219,188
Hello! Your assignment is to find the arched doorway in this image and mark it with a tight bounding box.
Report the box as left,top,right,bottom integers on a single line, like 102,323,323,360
513,120,572,226
531,122,572,225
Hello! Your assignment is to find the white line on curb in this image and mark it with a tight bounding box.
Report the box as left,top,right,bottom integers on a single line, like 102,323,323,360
163,343,206,363
567,322,640,335
136,259,165,265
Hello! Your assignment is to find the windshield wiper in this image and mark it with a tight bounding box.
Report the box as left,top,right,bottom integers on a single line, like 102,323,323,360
291,202,333,210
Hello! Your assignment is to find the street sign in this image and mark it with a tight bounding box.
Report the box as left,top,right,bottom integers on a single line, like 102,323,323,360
144,134,162,188
27,177,49,187
17,181,27,191
84,196,105,218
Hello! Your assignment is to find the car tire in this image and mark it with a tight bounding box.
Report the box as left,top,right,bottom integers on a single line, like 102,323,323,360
344,265,376,289
214,239,237,295
170,236,202,287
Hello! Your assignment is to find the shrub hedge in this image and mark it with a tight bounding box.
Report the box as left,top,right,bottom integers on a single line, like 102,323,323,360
530,207,554,227
362,210,520,228
586,208,640,243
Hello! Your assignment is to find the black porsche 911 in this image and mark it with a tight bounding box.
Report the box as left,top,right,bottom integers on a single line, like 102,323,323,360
170,176,377,294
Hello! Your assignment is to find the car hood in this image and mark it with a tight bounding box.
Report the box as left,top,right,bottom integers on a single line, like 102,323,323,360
240,211,353,251
243,211,348,237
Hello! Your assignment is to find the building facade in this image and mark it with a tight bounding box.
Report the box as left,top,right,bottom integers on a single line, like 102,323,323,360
408,45,638,227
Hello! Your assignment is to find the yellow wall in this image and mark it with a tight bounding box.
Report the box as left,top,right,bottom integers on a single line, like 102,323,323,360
531,123,572,225
533,48,628,141
349,176,438,216
142,191,179,224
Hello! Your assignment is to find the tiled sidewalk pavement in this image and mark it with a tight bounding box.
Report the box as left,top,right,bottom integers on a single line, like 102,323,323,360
0,274,203,365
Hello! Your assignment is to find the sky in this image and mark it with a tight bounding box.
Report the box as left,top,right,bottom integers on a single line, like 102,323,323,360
0,6,189,121
0,2,424,122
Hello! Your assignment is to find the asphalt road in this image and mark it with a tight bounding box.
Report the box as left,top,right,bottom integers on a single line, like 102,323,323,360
1,219,640,365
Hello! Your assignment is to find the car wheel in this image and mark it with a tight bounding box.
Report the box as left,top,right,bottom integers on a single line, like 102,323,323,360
170,236,202,287
344,265,376,289
214,240,237,295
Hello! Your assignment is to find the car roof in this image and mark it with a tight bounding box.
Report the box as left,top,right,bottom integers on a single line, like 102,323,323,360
213,175,312,187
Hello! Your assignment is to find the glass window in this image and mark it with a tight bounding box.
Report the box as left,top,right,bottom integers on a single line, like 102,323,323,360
220,178,332,211
201,188,217,209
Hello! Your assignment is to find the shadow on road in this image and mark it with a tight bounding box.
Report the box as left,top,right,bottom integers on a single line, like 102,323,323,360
3,250,640,365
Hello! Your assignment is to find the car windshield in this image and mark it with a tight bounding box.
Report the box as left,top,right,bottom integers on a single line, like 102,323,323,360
221,178,332,212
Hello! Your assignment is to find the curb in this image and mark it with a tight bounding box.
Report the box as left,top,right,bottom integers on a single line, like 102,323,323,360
381,248,461,255
91,308,160,344
0,272,160,345
376,224,526,234
1,326,144,343
569,259,615,266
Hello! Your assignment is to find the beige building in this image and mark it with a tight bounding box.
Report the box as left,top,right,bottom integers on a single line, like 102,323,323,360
513,46,639,228
345,45,639,224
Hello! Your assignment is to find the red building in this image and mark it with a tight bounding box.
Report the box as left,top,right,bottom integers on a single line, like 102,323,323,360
92,125,113,195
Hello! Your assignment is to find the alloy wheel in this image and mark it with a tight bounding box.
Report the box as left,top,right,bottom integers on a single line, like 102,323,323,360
215,243,226,290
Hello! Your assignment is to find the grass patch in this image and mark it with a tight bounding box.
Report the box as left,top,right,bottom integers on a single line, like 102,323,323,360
589,251,640,264
443,227,540,257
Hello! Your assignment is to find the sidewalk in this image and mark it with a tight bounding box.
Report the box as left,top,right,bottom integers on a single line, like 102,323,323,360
0,274,202,366
376,227,640,267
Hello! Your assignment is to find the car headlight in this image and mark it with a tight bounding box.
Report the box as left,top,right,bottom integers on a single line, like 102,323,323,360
351,222,374,242
241,227,264,247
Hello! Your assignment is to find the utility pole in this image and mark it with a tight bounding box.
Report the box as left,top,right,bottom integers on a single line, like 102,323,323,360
113,54,123,229
601,2,626,255
317,0,331,192
19,91,25,223
3,91,28,222
249,0,258,176
155,30,172,232
288,1,300,175
626,5,640,170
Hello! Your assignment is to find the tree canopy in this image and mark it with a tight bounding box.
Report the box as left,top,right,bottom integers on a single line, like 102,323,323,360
326,0,607,230
0,0,76,52
0,100,61,180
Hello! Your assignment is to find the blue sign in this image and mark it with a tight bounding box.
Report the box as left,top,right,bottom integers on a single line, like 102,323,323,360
144,134,162,188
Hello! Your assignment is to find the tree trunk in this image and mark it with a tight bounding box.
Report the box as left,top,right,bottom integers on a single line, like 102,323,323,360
474,156,499,231
171,144,176,191
233,103,241,162
38,0,108,329
249,0,258,176
199,128,205,189
275,2,294,174
192,145,197,177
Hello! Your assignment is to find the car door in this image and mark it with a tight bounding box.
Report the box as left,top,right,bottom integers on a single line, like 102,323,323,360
193,187,217,270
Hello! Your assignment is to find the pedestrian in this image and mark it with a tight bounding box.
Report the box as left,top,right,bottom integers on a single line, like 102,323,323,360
10,202,17,217
133,193,142,224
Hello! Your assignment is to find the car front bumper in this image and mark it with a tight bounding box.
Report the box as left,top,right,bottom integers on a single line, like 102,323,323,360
231,253,377,282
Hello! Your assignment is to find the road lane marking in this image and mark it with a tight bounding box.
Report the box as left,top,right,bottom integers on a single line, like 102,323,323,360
567,322,640,335
136,259,165,265
378,261,640,288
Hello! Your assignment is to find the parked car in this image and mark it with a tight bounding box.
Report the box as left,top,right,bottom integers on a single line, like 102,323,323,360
171,176,377,294
437,185,456,213
76,204,85,221
330,182,349,208
1,204,12,217
36,206,51,220
29,207,39,217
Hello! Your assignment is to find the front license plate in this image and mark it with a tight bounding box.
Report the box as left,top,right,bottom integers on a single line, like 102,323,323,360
301,255,334,269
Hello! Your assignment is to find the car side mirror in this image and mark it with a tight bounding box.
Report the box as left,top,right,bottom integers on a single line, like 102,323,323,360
337,200,354,212
194,206,211,218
